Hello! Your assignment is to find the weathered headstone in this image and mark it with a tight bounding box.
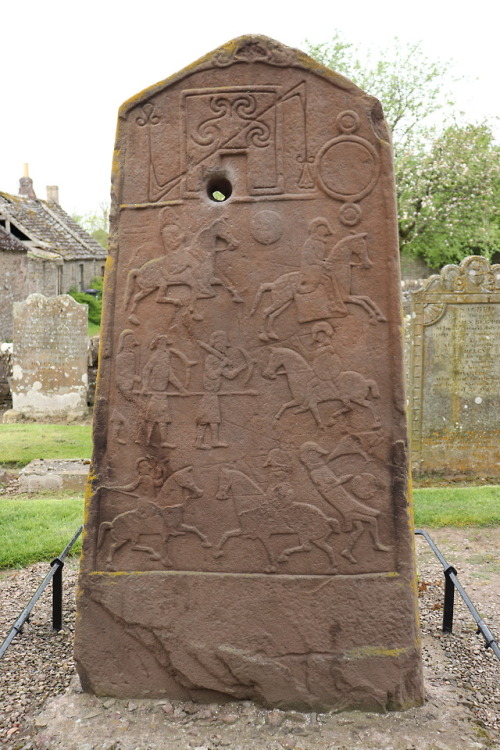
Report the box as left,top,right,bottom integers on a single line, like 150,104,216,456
409,256,500,476
75,36,423,710
5,294,88,421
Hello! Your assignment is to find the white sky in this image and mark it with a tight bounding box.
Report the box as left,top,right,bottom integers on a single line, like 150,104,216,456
2,0,498,216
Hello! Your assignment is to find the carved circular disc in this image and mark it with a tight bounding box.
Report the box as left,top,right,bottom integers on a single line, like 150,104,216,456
336,109,360,134
316,136,380,202
250,210,284,245
339,202,362,227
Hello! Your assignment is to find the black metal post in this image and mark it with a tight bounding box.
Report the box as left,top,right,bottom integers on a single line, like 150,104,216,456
0,525,83,660
415,528,500,661
51,558,64,631
442,565,457,633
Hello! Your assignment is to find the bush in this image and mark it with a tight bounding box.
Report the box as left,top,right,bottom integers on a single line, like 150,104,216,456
68,276,103,325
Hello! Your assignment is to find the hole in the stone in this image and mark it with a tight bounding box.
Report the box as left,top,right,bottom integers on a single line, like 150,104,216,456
207,176,232,202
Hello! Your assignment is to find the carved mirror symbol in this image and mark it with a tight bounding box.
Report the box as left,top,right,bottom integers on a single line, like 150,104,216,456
315,110,380,202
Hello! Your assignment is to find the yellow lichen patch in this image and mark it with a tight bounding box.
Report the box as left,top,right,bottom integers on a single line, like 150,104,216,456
342,645,416,661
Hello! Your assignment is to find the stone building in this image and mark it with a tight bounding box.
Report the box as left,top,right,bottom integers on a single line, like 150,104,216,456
0,172,107,340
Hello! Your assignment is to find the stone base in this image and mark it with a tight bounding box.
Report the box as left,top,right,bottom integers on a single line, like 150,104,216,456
75,571,424,712
2,408,87,424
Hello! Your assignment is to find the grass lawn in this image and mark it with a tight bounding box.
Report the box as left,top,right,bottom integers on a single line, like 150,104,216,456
0,493,84,568
88,321,100,337
413,485,500,528
0,424,92,468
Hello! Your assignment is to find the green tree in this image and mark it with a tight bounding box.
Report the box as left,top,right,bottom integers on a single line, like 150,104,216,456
306,34,454,158
398,122,500,264
305,34,500,266
73,203,109,249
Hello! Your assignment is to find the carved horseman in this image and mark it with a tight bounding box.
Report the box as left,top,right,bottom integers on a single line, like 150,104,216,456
297,321,343,411
295,217,347,321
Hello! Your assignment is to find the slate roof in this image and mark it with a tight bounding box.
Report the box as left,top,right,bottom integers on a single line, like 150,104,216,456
0,225,26,253
0,192,107,261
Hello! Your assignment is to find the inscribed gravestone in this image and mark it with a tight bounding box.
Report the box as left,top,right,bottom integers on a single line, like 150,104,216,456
7,294,88,421
75,35,423,710
409,256,500,475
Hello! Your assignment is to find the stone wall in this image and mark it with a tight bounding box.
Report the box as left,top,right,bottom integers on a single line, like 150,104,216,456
400,254,434,281
61,258,106,293
0,254,105,341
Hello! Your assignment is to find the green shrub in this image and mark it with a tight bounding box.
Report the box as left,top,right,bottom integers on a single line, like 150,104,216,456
68,284,102,325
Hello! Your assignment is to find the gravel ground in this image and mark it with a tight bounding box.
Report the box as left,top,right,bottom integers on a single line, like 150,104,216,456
0,528,499,750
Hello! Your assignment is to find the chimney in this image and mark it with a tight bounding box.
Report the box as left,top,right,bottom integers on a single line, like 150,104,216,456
18,164,37,199
46,186,60,204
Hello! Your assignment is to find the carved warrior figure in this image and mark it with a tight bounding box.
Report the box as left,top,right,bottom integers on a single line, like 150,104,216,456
214,469,339,573
125,217,242,324
103,456,166,499
195,331,249,450
296,218,346,314
250,224,386,340
115,329,140,400
299,442,391,564
294,321,342,410
140,334,196,448
262,346,380,429
98,465,208,570
269,482,340,570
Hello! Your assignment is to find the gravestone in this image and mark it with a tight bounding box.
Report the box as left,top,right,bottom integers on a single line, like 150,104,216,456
5,294,88,421
75,35,423,710
409,256,500,475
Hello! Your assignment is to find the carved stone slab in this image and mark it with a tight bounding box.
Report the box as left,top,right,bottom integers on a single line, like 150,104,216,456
409,256,500,475
75,35,423,710
8,294,88,420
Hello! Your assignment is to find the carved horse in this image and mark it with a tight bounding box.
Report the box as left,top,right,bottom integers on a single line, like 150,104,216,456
214,467,293,572
98,467,210,570
125,217,242,322
262,347,380,430
250,232,386,341
214,468,340,572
